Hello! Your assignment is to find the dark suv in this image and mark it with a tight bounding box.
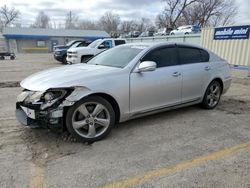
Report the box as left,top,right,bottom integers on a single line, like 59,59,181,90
54,40,91,64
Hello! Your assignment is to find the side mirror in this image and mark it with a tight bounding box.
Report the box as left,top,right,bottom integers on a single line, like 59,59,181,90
98,44,106,49
138,61,157,72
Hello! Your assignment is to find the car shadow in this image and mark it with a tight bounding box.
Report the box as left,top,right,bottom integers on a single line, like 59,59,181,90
19,104,203,166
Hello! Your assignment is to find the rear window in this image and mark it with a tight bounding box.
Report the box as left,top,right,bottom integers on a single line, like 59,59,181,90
114,40,126,46
200,49,210,62
178,47,209,64
209,51,223,62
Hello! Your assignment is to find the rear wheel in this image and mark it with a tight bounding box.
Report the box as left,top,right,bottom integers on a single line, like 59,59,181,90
0,56,4,60
10,56,15,60
201,81,222,109
66,96,115,142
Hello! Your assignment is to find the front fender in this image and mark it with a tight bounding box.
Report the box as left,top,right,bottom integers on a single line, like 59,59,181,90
65,86,92,104
63,86,119,106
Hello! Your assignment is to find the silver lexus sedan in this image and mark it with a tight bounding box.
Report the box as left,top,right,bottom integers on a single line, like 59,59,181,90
16,42,231,142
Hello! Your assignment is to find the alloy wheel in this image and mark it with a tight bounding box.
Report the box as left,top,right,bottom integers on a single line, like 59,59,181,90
72,102,111,139
206,83,221,108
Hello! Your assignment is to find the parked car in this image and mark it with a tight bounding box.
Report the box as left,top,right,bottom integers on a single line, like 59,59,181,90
66,38,126,64
16,42,231,142
0,52,15,60
53,40,91,64
53,40,87,51
170,25,201,35
128,31,141,38
139,31,154,37
154,28,173,36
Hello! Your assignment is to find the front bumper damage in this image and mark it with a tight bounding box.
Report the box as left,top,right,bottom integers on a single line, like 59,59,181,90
15,87,90,129
16,102,64,129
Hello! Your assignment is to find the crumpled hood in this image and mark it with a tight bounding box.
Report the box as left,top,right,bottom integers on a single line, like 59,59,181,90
21,64,119,91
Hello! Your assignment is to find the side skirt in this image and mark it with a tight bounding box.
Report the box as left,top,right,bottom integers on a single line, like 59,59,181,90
128,98,201,121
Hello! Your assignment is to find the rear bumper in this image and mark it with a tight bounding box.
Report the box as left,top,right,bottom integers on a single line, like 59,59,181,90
223,77,232,94
16,103,64,129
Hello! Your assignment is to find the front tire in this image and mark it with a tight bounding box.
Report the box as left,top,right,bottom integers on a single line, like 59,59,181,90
62,55,67,64
66,96,115,142
201,81,222,109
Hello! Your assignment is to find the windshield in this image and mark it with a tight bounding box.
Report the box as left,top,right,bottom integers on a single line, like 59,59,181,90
87,45,145,68
66,40,76,46
69,42,81,49
88,39,102,48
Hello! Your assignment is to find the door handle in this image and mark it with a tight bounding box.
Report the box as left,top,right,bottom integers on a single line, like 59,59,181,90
172,72,181,77
204,66,211,71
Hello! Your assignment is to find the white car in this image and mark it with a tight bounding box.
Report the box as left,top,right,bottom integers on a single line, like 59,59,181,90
66,38,126,64
154,28,167,36
170,25,201,35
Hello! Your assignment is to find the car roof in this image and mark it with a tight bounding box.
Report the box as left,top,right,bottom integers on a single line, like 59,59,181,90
124,42,206,50
102,38,126,40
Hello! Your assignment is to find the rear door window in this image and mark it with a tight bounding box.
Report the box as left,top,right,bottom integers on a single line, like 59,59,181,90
114,40,126,46
178,46,209,64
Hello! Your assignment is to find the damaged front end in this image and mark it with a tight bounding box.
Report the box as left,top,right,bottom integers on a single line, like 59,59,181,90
16,88,75,129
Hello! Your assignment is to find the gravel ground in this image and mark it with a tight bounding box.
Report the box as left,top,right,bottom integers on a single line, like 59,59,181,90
0,54,249,188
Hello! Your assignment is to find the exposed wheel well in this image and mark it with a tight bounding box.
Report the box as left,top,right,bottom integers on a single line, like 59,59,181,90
63,93,120,130
212,78,224,92
86,93,120,123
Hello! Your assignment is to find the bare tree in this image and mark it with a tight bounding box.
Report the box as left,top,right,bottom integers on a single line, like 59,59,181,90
0,5,20,31
120,20,137,33
31,11,50,28
98,11,120,34
181,0,237,27
65,11,79,29
161,0,197,28
155,13,169,29
209,0,237,26
136,18,154,32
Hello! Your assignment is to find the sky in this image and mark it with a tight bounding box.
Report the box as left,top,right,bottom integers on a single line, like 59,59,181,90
0,0,249,27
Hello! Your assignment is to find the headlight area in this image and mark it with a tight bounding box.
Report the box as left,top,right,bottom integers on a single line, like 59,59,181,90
40,89,68,110
67,51,78,58
16,88,74,129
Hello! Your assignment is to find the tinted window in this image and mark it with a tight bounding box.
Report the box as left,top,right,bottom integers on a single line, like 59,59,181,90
115,40,126,46
200,49,210,62
142,47,178,68
178,47,209,64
